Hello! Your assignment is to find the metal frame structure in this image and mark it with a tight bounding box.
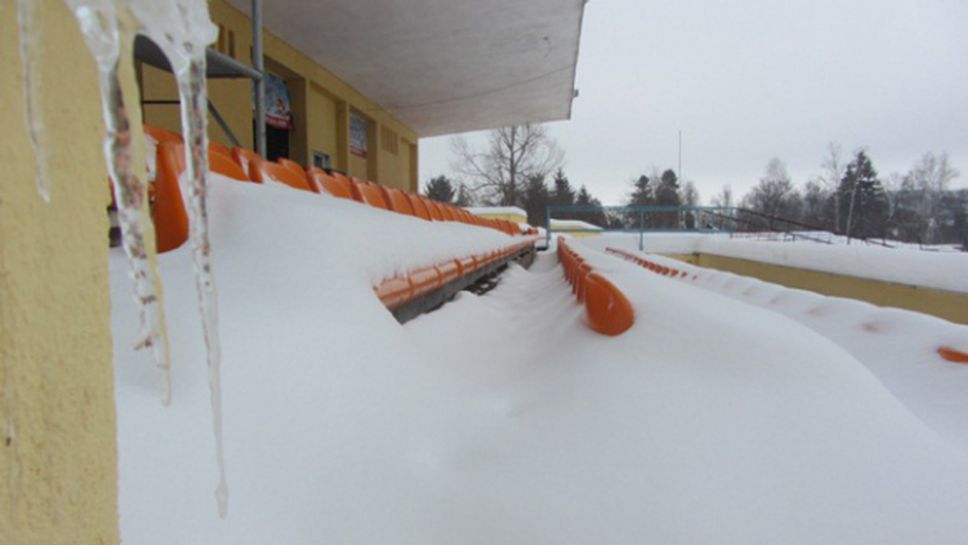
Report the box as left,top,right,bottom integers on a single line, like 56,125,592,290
133,1,268,154
544,205,899,251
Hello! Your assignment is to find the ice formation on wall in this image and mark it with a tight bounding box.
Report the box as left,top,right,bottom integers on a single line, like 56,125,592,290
63,0,174,406
17,0,50,202
128,0,228,517
61,0,228,517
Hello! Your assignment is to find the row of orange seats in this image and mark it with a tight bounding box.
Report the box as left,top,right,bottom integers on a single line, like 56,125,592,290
145,125,534,254
375,240,534,310
604,246,968,363
605,248,690,279
558,238,634,336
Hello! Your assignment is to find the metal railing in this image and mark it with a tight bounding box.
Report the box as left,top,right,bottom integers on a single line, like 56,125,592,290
544,205,907,251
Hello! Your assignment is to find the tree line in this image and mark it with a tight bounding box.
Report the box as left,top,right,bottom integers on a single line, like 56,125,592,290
716,145,965,246
423,125,965,247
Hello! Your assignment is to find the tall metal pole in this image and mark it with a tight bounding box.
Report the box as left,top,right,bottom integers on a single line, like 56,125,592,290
252,0,266,157
678,129,682,182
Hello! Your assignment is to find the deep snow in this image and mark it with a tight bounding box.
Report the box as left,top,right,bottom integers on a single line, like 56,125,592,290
581,232,968,293
112,178,968,543
596,240,968,453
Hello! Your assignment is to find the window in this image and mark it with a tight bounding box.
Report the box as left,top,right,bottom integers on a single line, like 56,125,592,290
381,125,399,155
312,151,331,169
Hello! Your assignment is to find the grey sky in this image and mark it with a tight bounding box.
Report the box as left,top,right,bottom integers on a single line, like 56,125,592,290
419,0,968,204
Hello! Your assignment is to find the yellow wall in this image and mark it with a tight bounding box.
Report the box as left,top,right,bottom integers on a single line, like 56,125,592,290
1,2,119,544
139,0,418,191
668,253,968,325
476,212,528,224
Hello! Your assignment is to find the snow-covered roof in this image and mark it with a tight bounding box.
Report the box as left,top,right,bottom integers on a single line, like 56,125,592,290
465,206,528,218
549,219,604,231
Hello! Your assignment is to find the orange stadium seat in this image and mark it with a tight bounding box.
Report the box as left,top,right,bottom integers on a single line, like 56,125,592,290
232,147,262,179
152,141,189,253
209,150,248,181
332,173,363,201
354,180,390,210
422,198,444,220
407,193,432,220
249,158,315,192
278,157,307,178
384,187,416,216
308,168,354,199
208,140,232,157
143,124,182,145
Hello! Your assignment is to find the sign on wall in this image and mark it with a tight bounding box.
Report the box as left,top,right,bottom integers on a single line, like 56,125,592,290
264,73,292,130
349,112,368,158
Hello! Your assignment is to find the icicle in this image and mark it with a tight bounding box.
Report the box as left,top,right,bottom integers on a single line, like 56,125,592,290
64,0,173,405
17,0,50,202
128,0,227,518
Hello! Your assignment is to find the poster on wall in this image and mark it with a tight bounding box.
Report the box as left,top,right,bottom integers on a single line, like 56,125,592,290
349,112,368,158
264,73,292,130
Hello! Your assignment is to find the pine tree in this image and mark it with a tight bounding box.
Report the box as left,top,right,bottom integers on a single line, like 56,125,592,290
625,175,654,229
655,169,681,228
550,169,576,219
424,175,456,203
524,175,551,227
575,185,607,227
840,150,888,239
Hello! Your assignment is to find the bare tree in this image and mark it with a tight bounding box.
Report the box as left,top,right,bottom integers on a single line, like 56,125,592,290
906,152,959,243
819,142,846,232
449,124,564,206
741,158,802,229
710,185,733,209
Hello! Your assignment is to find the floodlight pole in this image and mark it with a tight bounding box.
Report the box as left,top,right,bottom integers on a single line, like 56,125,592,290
678,129,682,183
252,0,266,157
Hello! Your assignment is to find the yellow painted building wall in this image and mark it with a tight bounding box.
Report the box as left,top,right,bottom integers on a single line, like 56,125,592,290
475,212,529,224
1,2,119,544
139,0,418,192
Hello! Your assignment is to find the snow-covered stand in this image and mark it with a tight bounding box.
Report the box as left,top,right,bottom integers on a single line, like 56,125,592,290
374,239,536,322
559,238,634,335
146,124,540,320
605,246,968,364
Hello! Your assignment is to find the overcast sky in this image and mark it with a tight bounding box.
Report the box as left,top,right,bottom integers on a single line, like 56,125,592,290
419,0,968,204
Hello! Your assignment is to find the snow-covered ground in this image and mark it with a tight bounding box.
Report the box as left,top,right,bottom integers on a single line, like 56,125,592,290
582,233,968,293
598,245,968,453
112,179,968,543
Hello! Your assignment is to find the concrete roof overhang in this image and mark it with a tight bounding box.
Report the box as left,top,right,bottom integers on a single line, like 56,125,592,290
229,0,586,137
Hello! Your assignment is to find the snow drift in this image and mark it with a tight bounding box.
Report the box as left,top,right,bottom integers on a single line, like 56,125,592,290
112,178,968,544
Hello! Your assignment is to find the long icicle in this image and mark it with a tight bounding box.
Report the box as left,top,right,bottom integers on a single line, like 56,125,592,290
176,57,229,518
17,0,50,202
129,0,228,516
65,0,173,404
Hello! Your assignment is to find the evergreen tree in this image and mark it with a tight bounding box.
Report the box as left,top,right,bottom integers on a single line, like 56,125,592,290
575,185,607,227
626,175,654,229
524,175,551,227
550,168,576,219
655,169,681,227
840,150,888,239
424,175,456,203
628,175,654,205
